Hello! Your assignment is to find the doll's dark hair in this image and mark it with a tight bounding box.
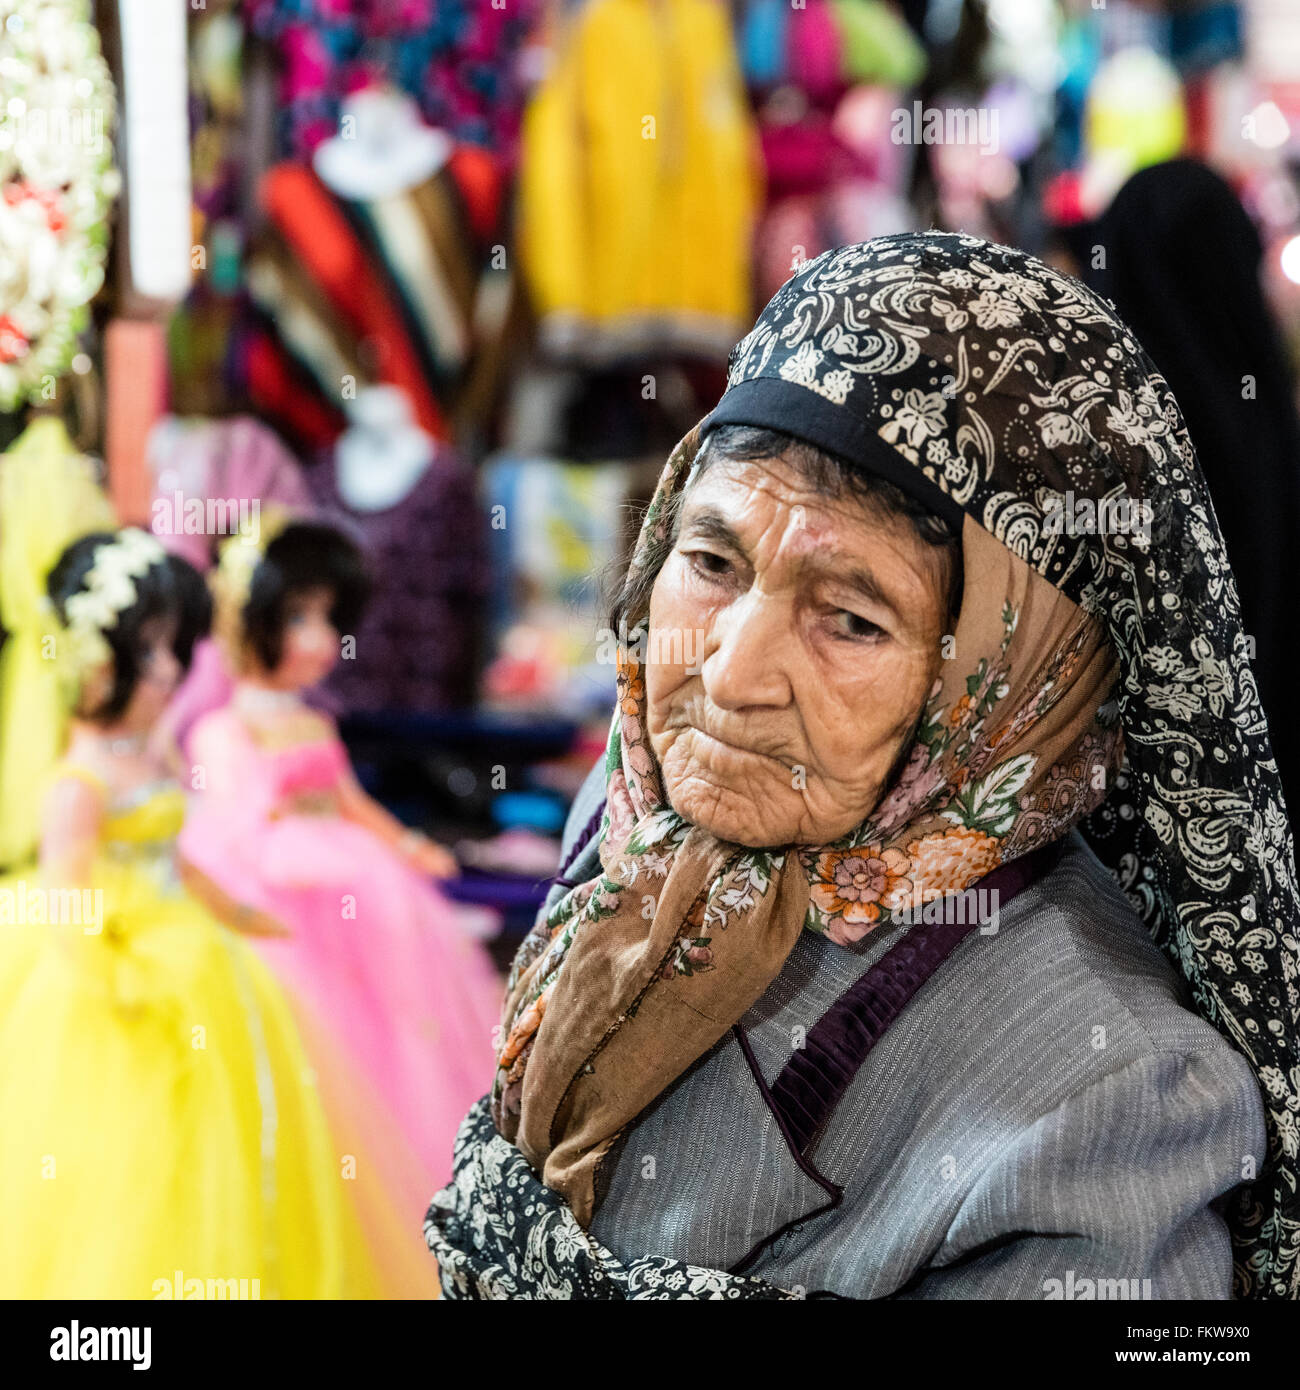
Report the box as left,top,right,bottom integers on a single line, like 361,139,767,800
168,551,213,669
240,521,371,674
46,534,210,724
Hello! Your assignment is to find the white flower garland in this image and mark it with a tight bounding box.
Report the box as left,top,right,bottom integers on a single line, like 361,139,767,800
57,528,166,699
0,0,120,410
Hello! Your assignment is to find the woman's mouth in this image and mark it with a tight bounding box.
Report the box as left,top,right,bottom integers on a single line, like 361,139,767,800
691,727,784,767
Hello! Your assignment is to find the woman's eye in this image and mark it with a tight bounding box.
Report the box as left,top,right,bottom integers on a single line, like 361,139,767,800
686,550,732,580
834,610,883,641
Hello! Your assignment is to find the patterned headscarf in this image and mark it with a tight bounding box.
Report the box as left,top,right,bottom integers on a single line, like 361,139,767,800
494,234,1299,1298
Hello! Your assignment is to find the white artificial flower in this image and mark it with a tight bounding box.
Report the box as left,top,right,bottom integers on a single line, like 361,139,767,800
63,586,117,631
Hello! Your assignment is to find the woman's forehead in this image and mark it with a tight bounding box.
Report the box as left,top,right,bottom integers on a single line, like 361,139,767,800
681,453,926,548
677,457,951,621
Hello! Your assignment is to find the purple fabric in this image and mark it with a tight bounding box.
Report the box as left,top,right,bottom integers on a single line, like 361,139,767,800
550,804,606,891
767,838,1067,1159
309,448,489,713
729,1024,844,1277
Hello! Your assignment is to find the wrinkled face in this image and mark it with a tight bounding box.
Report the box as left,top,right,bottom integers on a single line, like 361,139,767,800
646,455,953,847
272,585,341,690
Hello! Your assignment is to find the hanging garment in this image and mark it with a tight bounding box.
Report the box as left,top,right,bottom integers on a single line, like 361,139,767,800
828,0,926,87
237,323,347,450
738,0,789,89
309,444,489,714
147,414,315,571
244,238,368,410
335,167,482,393
0,421,115,870
243,0,541,165
259,163,447,437
518,0,763,361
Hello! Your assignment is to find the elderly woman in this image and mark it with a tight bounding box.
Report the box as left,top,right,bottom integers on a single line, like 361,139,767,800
427,233,1299,1300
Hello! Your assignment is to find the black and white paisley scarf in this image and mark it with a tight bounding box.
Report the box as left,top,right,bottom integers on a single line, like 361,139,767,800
429,232,1298,1300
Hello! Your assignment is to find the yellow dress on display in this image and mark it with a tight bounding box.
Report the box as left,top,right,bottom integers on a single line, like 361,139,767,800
0,764,410,1299
519,0,762,355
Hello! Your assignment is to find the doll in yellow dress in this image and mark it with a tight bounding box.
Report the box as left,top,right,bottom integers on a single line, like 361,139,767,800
0,423,436,1298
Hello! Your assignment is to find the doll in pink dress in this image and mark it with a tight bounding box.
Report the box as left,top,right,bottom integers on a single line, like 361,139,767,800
179,519,502,1193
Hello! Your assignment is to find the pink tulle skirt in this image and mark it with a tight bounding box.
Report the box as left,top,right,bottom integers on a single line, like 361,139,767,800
190,812,502,1191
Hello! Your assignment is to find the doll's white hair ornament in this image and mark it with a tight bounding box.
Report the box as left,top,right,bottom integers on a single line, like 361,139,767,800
54,528,166,701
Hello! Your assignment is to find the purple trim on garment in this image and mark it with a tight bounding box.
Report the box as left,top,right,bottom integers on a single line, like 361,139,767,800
726,837,1064,1278
728,1024,843,1278
549,804,606,890
767,838,1065,1158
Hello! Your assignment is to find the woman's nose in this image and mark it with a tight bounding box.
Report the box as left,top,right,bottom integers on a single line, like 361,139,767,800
700,590,793,710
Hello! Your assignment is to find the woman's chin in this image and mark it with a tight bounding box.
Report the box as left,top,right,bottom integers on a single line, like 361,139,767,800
664,777,798,849
664,771,873,848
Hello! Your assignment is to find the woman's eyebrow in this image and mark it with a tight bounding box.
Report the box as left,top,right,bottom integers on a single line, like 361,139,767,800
679,507,747,554
682,504,905,621
833,563,901,619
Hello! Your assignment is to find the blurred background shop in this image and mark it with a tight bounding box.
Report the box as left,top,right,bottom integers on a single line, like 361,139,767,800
4,0,1300,965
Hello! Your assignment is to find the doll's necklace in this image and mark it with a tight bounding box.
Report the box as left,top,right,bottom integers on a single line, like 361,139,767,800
89,730,147,758
234,684,301,716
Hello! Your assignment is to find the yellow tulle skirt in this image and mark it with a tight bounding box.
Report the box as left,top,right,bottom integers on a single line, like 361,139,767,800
0,860,439,1299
